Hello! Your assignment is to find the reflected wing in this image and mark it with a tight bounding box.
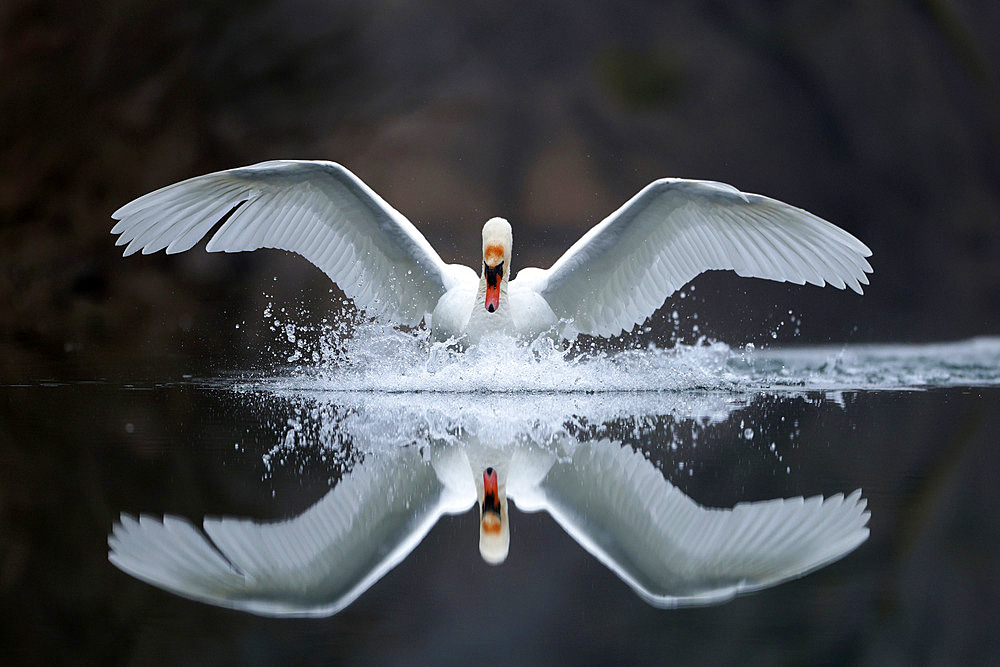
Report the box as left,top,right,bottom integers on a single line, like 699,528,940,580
522,179,872,337
111,160,455,324
109,447,473,617
514,440,869,607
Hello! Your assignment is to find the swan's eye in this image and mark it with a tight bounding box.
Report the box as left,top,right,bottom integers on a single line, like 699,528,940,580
484,261,504,286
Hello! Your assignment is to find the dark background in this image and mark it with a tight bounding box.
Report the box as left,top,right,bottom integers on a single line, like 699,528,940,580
2,2,1000,664
2,0,1000,380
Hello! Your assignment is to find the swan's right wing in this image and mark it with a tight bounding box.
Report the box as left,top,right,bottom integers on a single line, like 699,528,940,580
112,160,460,324
523,179,872,337
109,447,472,617
516,440,869,607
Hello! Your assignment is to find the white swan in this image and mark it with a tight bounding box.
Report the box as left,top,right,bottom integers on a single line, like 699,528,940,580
109,433,869,616
111,160,872,341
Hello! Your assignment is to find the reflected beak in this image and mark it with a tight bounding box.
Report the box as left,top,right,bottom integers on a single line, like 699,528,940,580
482,467,501,533
479,466,508,564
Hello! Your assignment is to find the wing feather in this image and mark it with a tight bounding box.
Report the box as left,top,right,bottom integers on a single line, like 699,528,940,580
523,179,873,336
111,160,453,324
108,447,459,617
528,440,870,607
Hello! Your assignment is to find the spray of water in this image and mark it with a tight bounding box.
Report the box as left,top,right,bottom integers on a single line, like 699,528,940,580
218,298,1000,484
249,297,1000,394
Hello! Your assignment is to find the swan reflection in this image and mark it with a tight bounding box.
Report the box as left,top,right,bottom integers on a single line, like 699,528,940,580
109,392,869,616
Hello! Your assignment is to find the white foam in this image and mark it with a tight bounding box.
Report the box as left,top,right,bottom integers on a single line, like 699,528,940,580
251,314,1000,394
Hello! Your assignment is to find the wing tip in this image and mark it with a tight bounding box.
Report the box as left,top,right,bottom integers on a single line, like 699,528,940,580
111,201,138,221
122,241,142,257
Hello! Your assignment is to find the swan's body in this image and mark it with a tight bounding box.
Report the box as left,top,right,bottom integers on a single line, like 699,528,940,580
111,160,872,342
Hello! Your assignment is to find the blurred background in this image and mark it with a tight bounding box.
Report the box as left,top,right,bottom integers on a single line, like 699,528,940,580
3,2,1000,663
2,0,999,380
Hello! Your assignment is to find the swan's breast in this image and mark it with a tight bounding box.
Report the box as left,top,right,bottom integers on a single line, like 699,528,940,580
429,269,557,341
431,285,476,340
509,282,558,336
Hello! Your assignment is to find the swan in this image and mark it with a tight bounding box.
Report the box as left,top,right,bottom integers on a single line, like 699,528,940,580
109,401,870,616
111,160,872,341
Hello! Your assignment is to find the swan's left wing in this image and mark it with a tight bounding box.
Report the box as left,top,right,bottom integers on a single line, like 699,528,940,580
112,160,459,324
516,179,872,337
109,447,473,617
512,440,869,607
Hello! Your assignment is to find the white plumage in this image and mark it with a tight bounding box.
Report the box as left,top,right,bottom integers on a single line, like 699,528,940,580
111,160,872,342
109,435,869,616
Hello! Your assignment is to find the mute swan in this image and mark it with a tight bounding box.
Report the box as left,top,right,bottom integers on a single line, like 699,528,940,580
109,398,870,616
111,160,872,341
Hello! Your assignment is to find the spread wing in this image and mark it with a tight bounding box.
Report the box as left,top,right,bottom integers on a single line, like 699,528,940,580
108,447,474,617
111,160,457,324
518,179,873,337
512,440,869,607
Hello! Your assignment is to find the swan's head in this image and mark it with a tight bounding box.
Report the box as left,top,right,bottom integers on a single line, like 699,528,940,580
478,466,509,565
481,217,512,313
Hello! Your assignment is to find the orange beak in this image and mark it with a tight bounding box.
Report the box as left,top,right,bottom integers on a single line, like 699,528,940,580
483,260,503,313
485,282,500,313
482,467,501,533
484,467,498,497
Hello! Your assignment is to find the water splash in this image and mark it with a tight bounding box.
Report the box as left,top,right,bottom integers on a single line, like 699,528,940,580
250,304,1000,393
225,312,1000,485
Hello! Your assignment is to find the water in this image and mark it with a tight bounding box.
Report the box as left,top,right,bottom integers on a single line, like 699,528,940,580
3,333,1000,663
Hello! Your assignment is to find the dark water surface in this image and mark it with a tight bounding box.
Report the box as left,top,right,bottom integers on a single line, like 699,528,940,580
2,341,1000,664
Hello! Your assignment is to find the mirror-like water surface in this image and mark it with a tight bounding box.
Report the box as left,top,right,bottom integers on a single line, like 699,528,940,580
109,390,871,616
3,338,1000,662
